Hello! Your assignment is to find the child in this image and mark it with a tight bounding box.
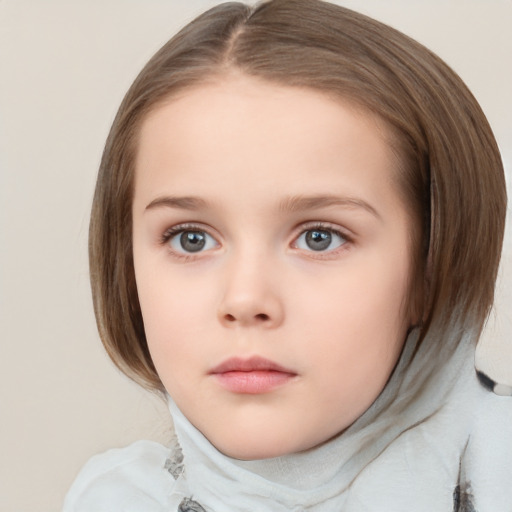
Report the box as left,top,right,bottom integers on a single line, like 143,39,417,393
64,0,511,510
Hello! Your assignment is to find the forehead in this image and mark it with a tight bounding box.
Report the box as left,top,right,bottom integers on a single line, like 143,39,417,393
133,75,404,218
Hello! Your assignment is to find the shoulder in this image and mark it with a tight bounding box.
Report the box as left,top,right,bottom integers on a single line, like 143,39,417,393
63,440,173,512
460,383,512,510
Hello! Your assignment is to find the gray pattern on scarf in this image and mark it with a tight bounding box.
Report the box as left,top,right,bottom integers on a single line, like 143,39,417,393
178,497,208,512
453,482,476,512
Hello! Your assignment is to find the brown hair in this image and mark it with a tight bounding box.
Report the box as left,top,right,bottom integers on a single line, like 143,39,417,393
89,0,507,390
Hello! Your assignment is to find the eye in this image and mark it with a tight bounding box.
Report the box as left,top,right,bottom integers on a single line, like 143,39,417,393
166,229,218,254
294,227,347,252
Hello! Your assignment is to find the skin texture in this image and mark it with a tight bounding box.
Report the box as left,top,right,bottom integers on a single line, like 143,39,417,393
132,74,415,460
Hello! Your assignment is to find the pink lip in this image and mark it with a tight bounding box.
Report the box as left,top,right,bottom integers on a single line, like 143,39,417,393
210,356,297,394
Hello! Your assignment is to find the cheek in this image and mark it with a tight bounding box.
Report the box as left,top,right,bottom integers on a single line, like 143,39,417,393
307,279,409,409
304,252,410,329
295,251,411,374
138,272,212,341
134,259,223,385
136,281,207,396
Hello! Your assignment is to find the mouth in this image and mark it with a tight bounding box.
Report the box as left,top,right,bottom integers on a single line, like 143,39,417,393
209,356,297,394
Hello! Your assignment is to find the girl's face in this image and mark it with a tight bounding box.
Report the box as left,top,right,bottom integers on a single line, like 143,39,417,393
132,75,415,460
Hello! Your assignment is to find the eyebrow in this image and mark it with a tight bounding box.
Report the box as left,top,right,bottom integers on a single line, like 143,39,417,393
145,196,209,211
144,193,380,219
278,194,380,219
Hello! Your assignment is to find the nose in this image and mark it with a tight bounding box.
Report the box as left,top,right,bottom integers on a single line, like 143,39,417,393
217,254,285,329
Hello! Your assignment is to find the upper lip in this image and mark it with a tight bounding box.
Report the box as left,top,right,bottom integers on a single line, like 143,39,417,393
209,356,296,374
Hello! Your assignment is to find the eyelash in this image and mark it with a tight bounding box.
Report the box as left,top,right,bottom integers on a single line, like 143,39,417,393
160,222,353,260
160,223,217,261
293,222,352,259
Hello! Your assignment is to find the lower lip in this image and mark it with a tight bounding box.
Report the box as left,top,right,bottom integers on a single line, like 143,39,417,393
213,370,295,394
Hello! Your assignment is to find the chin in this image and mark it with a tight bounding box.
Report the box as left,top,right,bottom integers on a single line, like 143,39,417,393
210,431,312,461
220,443,292,461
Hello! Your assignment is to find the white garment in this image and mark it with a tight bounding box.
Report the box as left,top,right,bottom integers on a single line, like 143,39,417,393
63,331,512,511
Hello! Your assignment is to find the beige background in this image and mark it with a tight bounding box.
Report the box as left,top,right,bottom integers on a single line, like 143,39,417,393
1,1,511,511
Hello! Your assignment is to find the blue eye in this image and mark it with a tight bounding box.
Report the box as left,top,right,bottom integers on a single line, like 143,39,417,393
168,229,218,253
295,228,346,252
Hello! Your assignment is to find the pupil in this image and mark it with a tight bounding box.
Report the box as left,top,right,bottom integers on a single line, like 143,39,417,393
180,231,206,252
306,230,331,251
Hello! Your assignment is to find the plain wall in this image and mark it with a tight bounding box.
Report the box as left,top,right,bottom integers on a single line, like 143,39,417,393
0,1,510,511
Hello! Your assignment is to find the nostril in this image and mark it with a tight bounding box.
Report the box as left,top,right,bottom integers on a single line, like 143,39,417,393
224,313,270,323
